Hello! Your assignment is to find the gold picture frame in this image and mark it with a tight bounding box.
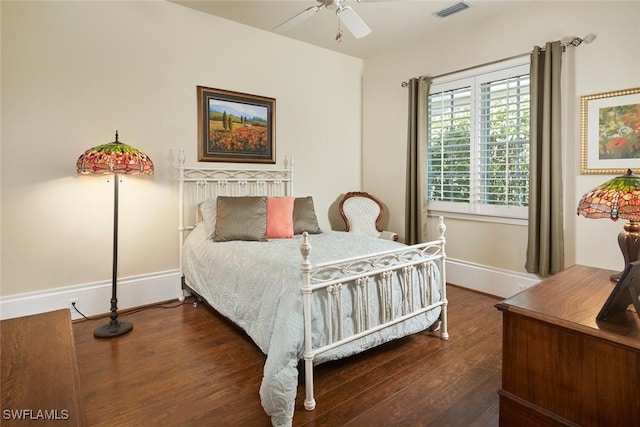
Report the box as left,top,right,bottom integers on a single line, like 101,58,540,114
580,87,640,174
197,86,275,163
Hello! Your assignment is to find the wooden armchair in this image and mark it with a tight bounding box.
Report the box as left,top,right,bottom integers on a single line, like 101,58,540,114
339,191,398,241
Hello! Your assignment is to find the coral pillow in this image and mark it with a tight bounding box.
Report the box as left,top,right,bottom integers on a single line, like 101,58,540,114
267,197,295,238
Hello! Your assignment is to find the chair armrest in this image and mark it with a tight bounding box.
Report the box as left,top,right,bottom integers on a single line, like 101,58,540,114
379,230,399,241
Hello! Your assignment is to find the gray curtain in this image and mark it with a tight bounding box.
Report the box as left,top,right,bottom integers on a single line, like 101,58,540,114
525,41,565,276
405,77,431,245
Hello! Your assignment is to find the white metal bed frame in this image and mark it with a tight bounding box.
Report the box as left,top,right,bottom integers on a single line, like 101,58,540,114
299,224,448,410
177,151,448,414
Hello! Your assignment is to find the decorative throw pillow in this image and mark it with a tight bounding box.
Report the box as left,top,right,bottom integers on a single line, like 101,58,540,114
293,196,322,234
267,197,295,238
214,196,267,242
199,199,217,239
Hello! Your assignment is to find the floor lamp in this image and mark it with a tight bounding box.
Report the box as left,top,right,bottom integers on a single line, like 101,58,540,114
76,131,154,338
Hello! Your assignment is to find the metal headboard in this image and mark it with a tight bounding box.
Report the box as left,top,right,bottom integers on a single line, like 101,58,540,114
178,149,295,272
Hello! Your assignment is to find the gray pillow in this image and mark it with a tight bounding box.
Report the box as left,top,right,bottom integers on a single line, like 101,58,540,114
214,196,267,242
293,196,322,234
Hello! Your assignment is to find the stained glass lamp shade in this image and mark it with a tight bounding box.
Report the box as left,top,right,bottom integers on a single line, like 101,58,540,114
577,169,640,281
76,131,153,337
77,132,153,175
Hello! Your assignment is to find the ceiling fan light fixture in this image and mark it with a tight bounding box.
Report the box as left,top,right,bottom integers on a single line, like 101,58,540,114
325,0,340,11
337,6,371,39
433,1,470,18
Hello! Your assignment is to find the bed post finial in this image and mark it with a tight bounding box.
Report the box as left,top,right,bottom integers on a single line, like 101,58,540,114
286,155,295,196
179,149,185,167
438,216,446,240
300,232,311,263
284,155,295,171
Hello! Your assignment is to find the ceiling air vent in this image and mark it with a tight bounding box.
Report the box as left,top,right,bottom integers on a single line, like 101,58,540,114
433,1,470,18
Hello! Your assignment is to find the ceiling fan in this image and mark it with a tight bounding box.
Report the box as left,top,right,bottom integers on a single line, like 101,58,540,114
273,0,371,42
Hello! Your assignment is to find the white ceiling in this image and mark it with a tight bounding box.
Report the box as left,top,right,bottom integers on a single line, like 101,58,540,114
170,0,524,59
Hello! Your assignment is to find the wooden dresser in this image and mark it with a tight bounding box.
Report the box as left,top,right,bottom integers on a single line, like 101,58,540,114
496,265,640,427
1,309,87,426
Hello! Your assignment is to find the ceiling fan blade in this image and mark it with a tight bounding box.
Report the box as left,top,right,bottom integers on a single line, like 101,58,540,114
273,5,322,33
337,6,371,39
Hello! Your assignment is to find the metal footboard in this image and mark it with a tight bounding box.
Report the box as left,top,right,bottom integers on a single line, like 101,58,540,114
300,216,447,411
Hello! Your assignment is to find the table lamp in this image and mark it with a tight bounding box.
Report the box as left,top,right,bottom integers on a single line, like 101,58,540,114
577,169,640,281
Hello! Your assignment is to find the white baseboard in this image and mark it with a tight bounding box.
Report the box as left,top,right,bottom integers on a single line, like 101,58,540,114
446,258,540,299
0,270,183,321
0,261,536,321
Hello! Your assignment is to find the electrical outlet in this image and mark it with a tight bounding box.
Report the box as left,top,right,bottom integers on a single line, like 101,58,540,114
68,298,79,311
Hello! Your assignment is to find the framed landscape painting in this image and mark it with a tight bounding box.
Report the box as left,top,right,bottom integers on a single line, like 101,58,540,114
580,87,640,174
197,86,275,163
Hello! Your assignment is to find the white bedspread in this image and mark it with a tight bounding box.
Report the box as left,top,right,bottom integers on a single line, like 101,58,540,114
182,223,442,427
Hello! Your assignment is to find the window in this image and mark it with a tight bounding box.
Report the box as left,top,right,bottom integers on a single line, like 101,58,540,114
426,58,530,220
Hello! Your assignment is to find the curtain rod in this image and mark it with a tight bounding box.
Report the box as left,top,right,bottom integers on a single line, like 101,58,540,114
401,35,594,87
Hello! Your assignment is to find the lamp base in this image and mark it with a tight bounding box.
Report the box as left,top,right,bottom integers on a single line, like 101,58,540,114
610,271,624,282
94,320,133,338
612,221,640,282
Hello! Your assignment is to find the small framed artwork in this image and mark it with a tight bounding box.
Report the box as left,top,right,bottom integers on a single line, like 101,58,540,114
580,87,640,174
197,86,275,163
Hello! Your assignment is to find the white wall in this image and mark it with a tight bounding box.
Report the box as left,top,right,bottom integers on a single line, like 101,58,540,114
3,1,639,317
363,1,640,294
0,1,363,316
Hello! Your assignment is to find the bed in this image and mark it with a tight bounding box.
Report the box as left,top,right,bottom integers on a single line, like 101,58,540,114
178,152,448,427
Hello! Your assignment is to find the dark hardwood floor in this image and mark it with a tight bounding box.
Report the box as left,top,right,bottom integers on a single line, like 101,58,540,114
73,285,502,426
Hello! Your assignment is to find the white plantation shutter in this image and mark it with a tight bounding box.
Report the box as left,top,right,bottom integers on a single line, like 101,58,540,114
428,85,472,205
427,58,530,219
